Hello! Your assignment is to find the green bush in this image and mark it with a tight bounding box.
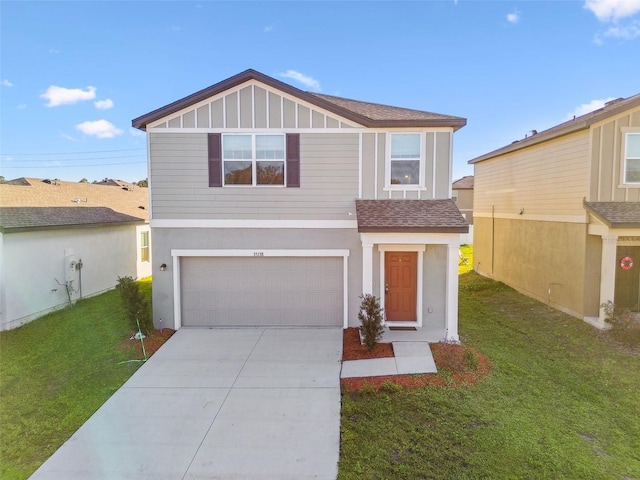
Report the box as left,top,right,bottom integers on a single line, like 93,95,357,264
116,276,153,335
358,293,385,351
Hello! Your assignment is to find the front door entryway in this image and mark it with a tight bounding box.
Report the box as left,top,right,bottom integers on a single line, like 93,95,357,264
384,251,417,321
615,246,640,311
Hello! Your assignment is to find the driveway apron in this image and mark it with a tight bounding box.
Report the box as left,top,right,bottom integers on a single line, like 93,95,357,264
29,327,343,480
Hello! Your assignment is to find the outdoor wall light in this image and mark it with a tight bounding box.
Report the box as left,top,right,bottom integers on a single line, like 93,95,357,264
160,263,167,271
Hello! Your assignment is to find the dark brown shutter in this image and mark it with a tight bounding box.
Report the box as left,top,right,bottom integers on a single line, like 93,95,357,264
286,133,300,188
208,133,222,187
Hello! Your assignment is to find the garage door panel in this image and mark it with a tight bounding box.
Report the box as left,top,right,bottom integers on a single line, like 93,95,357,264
181,257,343,327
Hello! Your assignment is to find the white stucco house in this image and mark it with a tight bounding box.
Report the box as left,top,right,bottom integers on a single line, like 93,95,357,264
0,178,150,330
132,69,468,340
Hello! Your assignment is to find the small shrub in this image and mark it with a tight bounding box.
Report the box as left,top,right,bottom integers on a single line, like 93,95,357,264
464,348,479,371
358,293,385,351
600,301,640,350
381,381,403,393
116,276,153,335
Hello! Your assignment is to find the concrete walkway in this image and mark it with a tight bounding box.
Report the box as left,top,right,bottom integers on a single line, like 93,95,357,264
29,328,342,480
341,327,439,379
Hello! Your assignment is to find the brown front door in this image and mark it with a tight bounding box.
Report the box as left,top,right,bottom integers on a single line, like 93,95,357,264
615,246,640,311
385,251,417,321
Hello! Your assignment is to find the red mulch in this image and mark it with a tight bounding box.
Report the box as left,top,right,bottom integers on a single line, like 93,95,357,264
342,327,394,360
120,328,175,359
341,328,491,392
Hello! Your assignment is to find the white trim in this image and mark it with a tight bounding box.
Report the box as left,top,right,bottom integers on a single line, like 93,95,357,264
377,246,424,327
362,231,462,246
172,248,349,258
149,127,364,134
151,219,358,229
385,132,425,190
170,248,350,329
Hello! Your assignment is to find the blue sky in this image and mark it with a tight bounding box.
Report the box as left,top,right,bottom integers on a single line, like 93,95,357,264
2,0,640,183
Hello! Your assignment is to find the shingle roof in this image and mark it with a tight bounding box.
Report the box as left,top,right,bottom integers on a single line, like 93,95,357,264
132,69,466,131
452,175,474,189
0,178,149,222
584,201,640,228
0,207,144,232
356,199,469,233
469,93,640,164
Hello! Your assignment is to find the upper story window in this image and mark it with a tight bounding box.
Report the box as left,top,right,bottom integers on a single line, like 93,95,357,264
388,133,423,188
223,134,285,186
624,133,640,183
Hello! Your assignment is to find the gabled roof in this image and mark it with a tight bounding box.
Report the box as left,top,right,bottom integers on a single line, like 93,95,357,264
584,201,640,228
0,207,144,233
132,69,466,131
355,199,469,233
0,178,149,222
452,175,474,189
469,93,640,164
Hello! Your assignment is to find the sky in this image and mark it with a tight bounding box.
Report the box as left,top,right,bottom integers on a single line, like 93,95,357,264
1,0,640,184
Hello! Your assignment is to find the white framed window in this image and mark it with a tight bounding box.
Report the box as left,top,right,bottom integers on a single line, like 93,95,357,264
624,133,640,184
386,133,424,188
222,134,285,186
140,231,150,262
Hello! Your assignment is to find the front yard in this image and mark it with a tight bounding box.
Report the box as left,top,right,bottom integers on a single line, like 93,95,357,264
338,270,640,479
2,254,639,479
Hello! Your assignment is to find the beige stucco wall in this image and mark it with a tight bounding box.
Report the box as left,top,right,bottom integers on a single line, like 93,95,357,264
474,217,589,319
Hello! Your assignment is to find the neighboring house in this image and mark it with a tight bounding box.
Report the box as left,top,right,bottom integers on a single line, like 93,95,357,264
469,93,640,328
132,69,468,340
452,175,473,244
0,178,150,330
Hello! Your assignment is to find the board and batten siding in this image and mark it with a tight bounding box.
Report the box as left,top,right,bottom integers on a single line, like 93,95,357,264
360,131,452,201
474,130,590,218
149,132,359,220
589,106,640,202
149,83,358,130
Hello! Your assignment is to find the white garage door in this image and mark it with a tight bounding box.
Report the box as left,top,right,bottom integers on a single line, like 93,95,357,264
180,256,343,327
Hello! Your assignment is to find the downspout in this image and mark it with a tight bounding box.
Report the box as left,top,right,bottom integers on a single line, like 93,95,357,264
491,204,495,274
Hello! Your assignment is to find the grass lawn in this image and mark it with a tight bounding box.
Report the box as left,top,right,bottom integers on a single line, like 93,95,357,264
0,279,151,480
339,266,640,479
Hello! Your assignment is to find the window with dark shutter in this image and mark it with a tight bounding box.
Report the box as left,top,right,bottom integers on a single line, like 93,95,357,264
208,133,222,187
286,133,300,188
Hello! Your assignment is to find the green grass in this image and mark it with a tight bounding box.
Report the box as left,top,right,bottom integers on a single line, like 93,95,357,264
339,268,640,479
0,279,151,480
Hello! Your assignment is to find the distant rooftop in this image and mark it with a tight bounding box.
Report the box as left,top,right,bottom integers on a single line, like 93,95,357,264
452,175,474,189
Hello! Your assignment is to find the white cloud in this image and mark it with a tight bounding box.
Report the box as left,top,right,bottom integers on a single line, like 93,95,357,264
75,120,123,138
278,70,321,91
507,11,520,23
94,98,114,109
603,21,640,38
129,128,145,137
566,97,616,119
2,79,13,87
41,85,96,107
264,25,274,33
585,0,640,21
170,25,181,32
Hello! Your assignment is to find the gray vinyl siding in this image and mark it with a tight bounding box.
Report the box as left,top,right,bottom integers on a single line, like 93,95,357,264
149,132,359,220
197,105,209,128
211,98,224,128
225,92,238,128
254,86,267,128
298,105,310,128
434,132,451,198
362,133,376,199
283,98,296,128
240,86,252,128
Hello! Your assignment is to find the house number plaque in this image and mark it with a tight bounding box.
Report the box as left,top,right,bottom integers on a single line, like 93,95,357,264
253,252,264,257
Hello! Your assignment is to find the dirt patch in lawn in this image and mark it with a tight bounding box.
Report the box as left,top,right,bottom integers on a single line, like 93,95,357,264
341,328,491,392
119,328,175,360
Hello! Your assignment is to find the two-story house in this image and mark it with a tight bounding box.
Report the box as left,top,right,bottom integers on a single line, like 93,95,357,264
133,69,467,340
470,93,640,328
452,175,473,244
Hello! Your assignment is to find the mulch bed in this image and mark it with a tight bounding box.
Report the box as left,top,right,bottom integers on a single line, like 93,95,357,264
341,327,491,392
120,328,175,360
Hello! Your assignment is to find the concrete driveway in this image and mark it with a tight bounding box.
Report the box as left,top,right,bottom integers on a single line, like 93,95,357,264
29,327,342,480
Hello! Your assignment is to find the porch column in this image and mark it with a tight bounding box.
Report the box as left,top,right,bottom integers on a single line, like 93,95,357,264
599,235,618,326
362,242,374,295
445,243,460,342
